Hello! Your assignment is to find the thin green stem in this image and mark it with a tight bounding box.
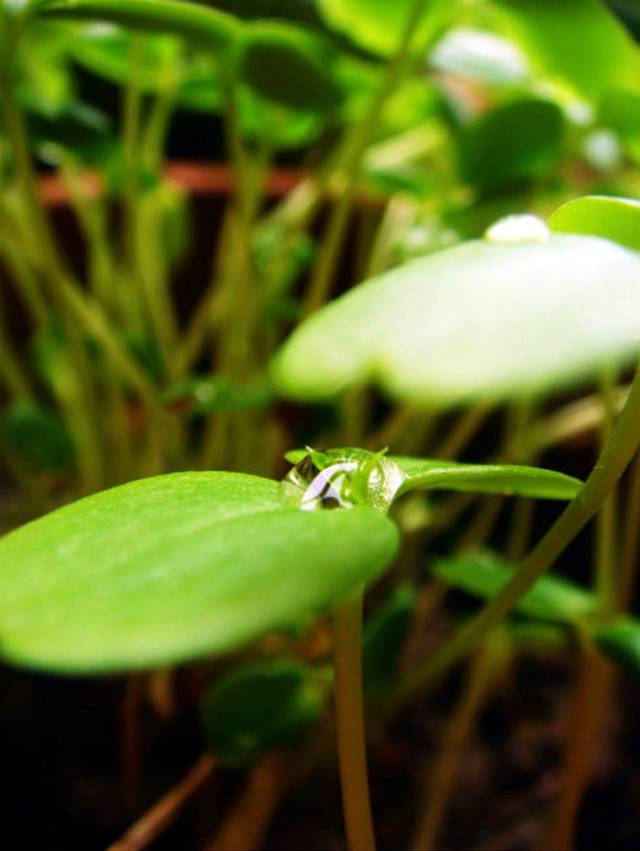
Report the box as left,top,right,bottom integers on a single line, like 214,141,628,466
619,450,640,608
303,0,429,315
333,587,376,851
392,360,640,709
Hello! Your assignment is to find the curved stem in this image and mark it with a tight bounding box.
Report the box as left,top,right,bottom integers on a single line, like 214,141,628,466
392,360,640,710
334,587,376,851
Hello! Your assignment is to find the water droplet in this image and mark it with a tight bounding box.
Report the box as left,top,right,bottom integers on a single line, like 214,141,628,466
281,448,405,513
485,214,550,244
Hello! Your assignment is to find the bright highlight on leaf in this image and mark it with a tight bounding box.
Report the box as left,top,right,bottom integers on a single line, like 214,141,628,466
271,234,640,408
0,472,399,674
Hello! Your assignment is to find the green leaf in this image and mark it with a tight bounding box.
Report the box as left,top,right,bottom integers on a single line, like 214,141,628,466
317,0,452,57
391,457,581,501
271,232,640,408
38,0,242,51
594,617,640,678
0,472,399,674
459,98,564,192
491,0,640,100
238,21,340,113
363,583,415,695
200,659,324,765
431,550,596,624
0,401,74,473
162,375,273,416
548,195,640,253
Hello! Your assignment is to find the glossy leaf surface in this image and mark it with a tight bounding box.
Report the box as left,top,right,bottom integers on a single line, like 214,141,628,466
271,234,640,408
549,195,640,252
0,472,399,673
200,659,324,765
431,550,596,623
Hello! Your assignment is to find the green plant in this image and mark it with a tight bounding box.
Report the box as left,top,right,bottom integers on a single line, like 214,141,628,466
3,2,640,849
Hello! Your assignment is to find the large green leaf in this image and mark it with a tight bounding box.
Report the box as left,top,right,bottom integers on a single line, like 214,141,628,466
271,232,640,408
38,0,242,50
431,550,596,623
549,195,640,252
392,457,581,501
491,0,640,100
0,472,398,674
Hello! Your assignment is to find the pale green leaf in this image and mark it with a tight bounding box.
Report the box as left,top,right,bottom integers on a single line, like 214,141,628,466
271,233,640,408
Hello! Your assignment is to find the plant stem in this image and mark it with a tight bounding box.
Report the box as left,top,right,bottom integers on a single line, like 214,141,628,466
303,0,430,315
411,637,504,851
333,587,376,851
392,360,640,710
539,631,611,851
108,754,216,851
619,449,640,608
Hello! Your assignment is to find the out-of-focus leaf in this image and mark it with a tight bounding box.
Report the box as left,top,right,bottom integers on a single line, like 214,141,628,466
0,400,74,472
271,231,640,408
200,659,324,765
317,0,453,58
163,375,273,415
363,583,415,695
238,21,340,113
549,195,640,252
594,617,640,678
38,0,242,51
0,472,399,673
491,0,640,100
431,550,596,623
459,97,563,192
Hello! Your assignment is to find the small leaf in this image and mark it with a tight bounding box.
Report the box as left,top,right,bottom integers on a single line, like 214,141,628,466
200,659,324,765
363,583,415,696
38,0,242,51
271,234,640,408
459,97,563,192
392,456,581,501
548,195,640,253
430,549,596,623
0,401,74,473
0,472,399,673
238,21,340,113
594,617,640,678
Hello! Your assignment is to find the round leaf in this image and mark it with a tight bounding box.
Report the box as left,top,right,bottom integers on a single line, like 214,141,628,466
458,97,563,192
271,233,640,408
238,21,340,113
0,472,399,674
200,659,324,765
548,195,640,252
